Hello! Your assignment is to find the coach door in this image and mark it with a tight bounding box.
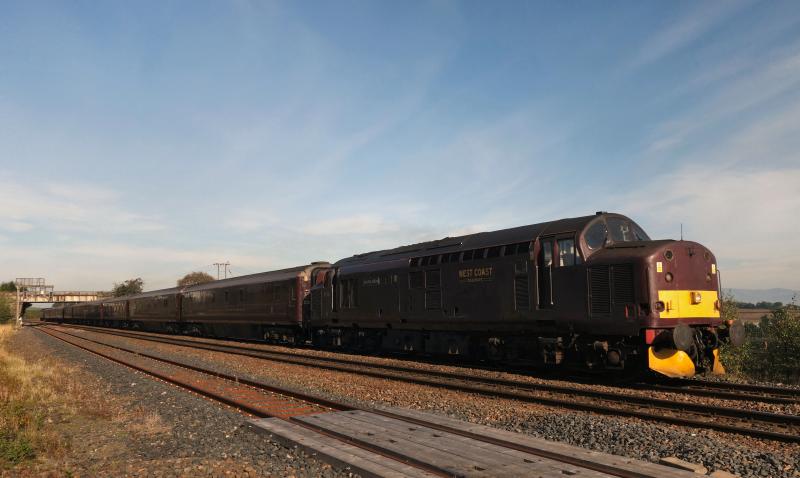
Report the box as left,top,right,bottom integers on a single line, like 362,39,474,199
550,234,584,316
536,238,554,308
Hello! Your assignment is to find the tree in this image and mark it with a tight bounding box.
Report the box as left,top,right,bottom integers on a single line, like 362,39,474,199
112,278,144,297
0,293,14,323
0,281,16,292
177,271,214,287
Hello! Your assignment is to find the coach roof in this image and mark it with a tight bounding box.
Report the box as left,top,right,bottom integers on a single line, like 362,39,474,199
182,262,331,292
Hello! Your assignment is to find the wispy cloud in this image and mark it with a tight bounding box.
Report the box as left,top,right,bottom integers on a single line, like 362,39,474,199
300,214,400,236
628,0,752,70
0,174,166,235
2,221,33,233
642,39,800,163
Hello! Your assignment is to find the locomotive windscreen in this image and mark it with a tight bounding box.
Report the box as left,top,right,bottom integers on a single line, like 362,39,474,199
584,216,650,250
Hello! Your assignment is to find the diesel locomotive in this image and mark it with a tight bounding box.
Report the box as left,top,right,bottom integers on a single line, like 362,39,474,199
42,212,742,378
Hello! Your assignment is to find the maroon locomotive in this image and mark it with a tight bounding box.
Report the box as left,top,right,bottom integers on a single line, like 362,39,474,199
43,212,741,378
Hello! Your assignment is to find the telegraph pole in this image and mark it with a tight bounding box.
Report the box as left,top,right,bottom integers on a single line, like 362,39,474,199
213,262,230,279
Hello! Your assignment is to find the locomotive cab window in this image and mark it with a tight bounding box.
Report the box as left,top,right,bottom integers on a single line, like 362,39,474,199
538,240,553,267
557,238,579,266
585,221,607,250
607,217,652,243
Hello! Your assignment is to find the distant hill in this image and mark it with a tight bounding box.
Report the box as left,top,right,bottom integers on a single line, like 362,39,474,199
723,288,799,305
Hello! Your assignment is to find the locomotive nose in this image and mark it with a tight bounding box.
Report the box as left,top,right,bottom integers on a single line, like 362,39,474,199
649,241,720,321
645,241,726,378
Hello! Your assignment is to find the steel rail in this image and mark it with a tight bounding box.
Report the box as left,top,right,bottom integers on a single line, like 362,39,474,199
35,326,673,478
53,323,799,405
662,377,800,399
47,324,800,443
36,327,455,478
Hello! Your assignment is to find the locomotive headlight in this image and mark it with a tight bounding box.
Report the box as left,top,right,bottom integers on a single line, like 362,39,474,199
691,291,702,304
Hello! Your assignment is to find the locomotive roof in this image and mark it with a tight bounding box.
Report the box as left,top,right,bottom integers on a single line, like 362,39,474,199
335,213,627,267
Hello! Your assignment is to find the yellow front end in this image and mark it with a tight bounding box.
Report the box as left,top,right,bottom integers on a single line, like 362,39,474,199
647,346,725,378
648,289,724,378
648,347,696,378
657,290,720,319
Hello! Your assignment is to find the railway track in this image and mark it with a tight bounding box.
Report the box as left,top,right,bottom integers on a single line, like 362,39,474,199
45,323,800,443
35,325,696,478
655,377,800,403
49,323,800,405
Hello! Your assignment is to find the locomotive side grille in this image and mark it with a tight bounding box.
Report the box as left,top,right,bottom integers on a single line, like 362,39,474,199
514,275,530,310
425,270,441,288
425,290,442,310
612,264,634,304
409,271,424,289
589,265,611,314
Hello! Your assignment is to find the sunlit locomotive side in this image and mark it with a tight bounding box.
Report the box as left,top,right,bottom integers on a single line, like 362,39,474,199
310,212,738,377
44,212,740,378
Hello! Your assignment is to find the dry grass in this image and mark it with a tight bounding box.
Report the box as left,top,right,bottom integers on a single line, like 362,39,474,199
0,324,72,467
112,407,171,436
0,324,174,473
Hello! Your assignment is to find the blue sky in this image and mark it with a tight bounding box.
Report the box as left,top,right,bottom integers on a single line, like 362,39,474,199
1,0,799,291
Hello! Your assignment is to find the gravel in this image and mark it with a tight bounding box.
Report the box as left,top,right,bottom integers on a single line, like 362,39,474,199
8,327,359,478
45,326,800,478
74,326,800,414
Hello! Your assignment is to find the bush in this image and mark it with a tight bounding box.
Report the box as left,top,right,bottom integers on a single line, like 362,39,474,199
721,303,800,383
0,295,13,324
0,433,35,465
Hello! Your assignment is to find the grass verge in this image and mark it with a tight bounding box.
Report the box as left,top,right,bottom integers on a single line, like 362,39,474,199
0,324,70,468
